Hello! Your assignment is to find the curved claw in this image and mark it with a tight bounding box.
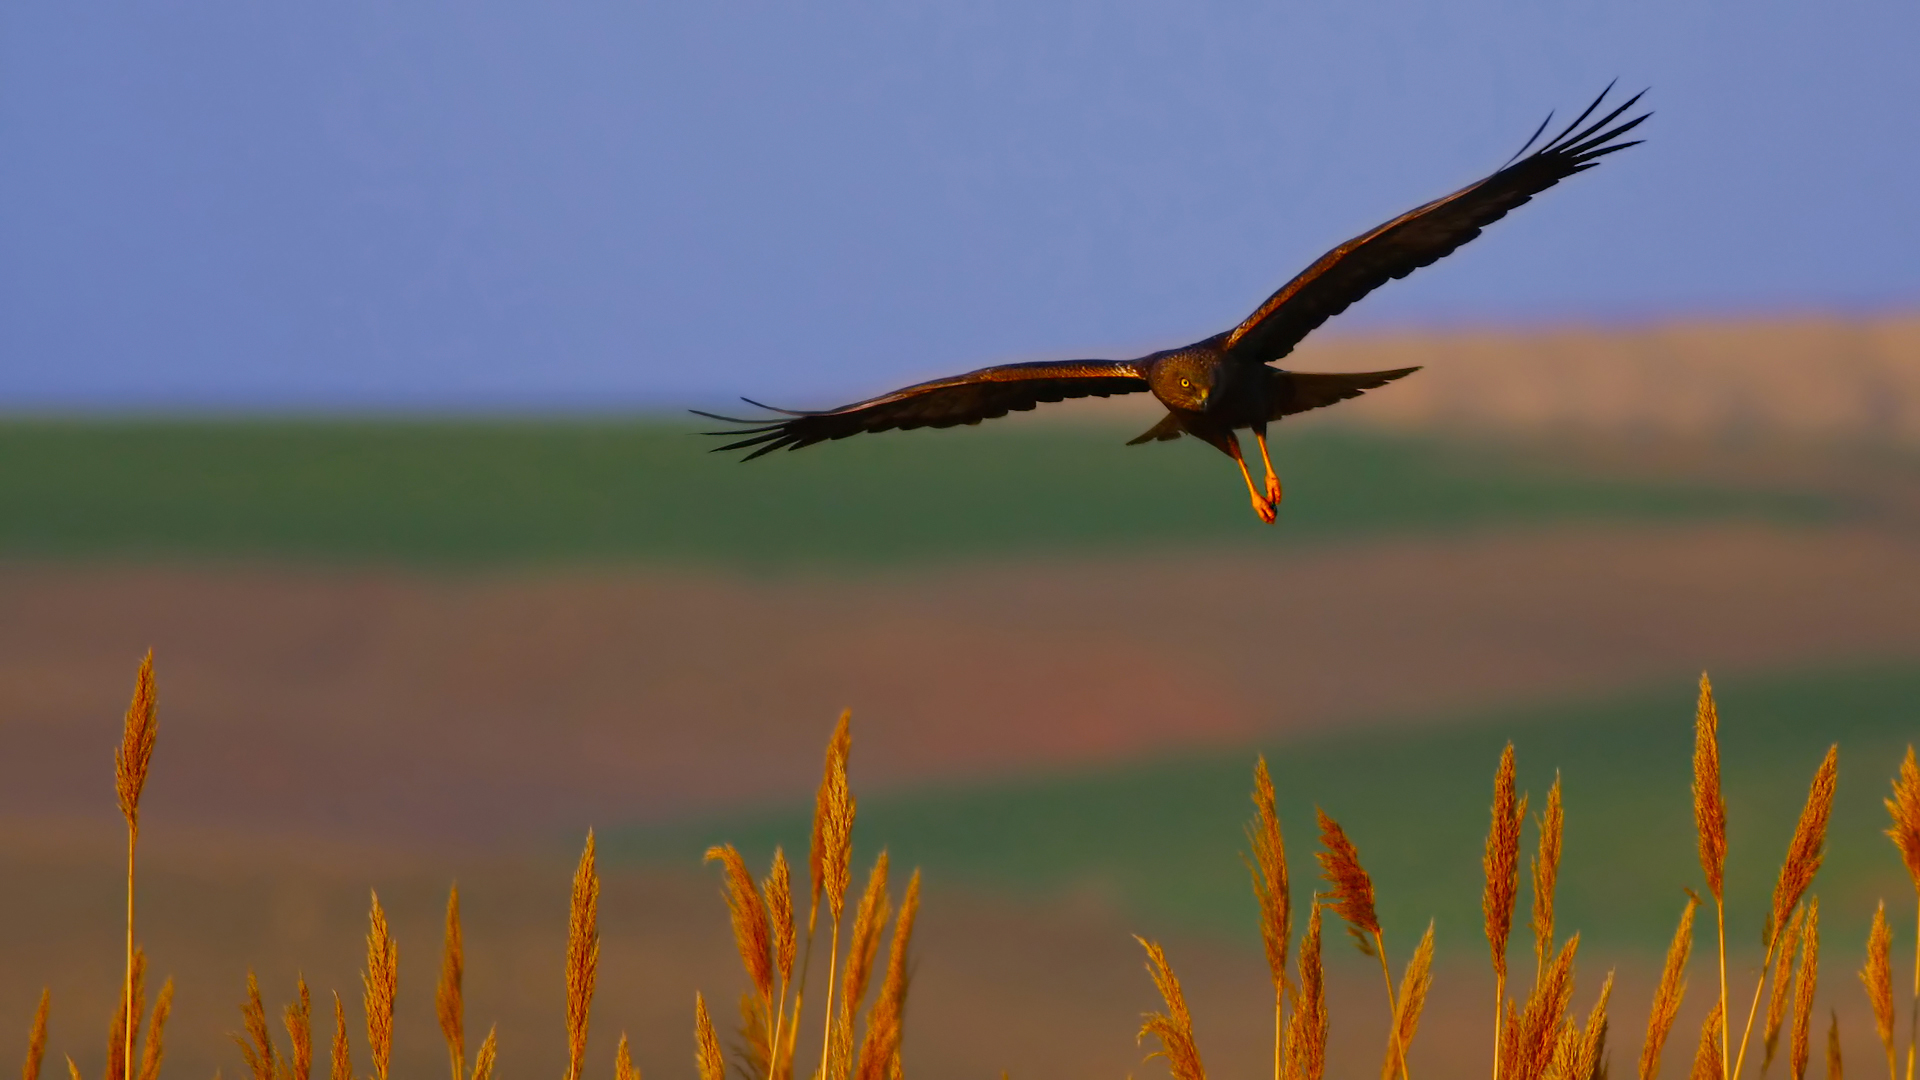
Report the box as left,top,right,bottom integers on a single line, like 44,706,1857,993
1251,493,1276,525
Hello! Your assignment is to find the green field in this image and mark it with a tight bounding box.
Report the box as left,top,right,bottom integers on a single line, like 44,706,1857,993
614,663,1920,955
0,418,1836,565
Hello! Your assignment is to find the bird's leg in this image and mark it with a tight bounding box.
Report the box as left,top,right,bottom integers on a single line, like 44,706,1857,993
1253,423,1283,506
1227,437,1276,524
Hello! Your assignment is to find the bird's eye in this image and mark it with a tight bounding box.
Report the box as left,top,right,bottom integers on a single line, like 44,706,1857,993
1180,378,1191,388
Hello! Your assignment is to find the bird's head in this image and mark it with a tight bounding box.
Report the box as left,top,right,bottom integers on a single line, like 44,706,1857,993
1149,352,1218,411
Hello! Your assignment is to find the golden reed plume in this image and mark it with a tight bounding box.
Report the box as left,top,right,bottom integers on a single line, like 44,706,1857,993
1642,892,1699,1080
1382,921,1435,1080
1510,935,1579,1080
328,993,350,1080
1693,674,1729,1080
137,979,171,1080
235,971,275,1080
1316,808,1402,1079
115,653,158,1080
1486,745,1529,1080
108,948,146,1080
363,893,397,1080
1790,898,1820,1080
764,847,798,1080
614,1034,638,1080
1533,775,1565,982
856,870,921,1080
1864,902,1895,1080
1137,937,1208,1080
834,851,892,1080
282,978,309,1080
1249,755,1291,1080
1885,749,1920,1080
694,993,725,1080
24,987,49,1080
566,831,600,1080
1284,901,1328,1080
1767,905,1809,1072
437,886,463,1080
810,711,855,934
469,1027,496,1080
707,844,775,1004
1693,1004,1726,1080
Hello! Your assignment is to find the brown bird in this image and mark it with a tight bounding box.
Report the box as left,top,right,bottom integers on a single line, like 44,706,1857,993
700,87,1647,523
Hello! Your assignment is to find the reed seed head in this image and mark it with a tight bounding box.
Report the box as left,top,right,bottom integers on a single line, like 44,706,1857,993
1517,935,1581,1080
1382,921,1435,1080
566,831,600,1080
1789,897,1820,1080
109,949,146,1080
810,711,854,934
25,987,49,1080
1640,891,1698,1080
1689,1003,1724,1080
115,652,159,831
1533,774,1565,975
614,1034,638,1080
1136,937,1208,1080
856,870,920,1080
279,978,308,1080
363,892,397,1080
841,849,893,1060
1248,755,1292,998
707,844,775,1003
693,993,725,1080
327,993,350,1080
1766,904,1808,1072
1692,674,1727,901
1884,747,1920,893
137,979,172,1080
1285,901,1328,1080
1772,747,1839,946
1860,901,1894,1069
437,885,463,1080
1314,808,1379,940
1574,972,1615,1080
233,971,275,1080
1485,743,1526,983
469,1028,496,1080
764,847,796,989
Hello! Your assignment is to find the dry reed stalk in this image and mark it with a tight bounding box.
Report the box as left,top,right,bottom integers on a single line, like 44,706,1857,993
470,1028,496,1080
363,892,397,1080
1533,776,1565,984
1486,744,1528,1080
855,871,920,1080
1829,1014,1843,1080
707,845,775,1005
234,972,276,1080
1884,748,1920,1080
108,949,147,1080
1734,748,1842,1080
280,979,308,1080
1865,902,1896,1080
1642,892,1700,1080
1137,938,1208,1080
1693,675,1729,1080
813,713,857,1080
614,1034,638,1080
1693,1005,1725,1080
136,979,172,1080
1381,922,1435,1080
1316,808,1401,1080
764,848,797,1080
327,994,349,1080
1513,935,1580,1080
833,852,891,1080
116,653,158,1080
695,994,726,1080
1285,901,1328,1080
1248,757,1291,1080
1767,906,1809,1073
566,831,600,1080
1790,899,1820,1080
25,988,49,1080
437,887,463,1080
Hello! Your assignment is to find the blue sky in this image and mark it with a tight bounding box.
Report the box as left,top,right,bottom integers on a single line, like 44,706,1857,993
3,2,1916,409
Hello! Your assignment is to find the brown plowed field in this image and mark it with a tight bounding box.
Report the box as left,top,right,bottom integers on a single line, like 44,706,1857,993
5,520,1920,844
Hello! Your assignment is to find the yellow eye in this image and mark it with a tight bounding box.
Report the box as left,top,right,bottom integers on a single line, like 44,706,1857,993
1180,378,1191,388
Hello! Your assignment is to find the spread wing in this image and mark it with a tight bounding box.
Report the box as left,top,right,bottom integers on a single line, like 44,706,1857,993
696,359,1150,459
1270,367,1421,419
1225,86,1648,366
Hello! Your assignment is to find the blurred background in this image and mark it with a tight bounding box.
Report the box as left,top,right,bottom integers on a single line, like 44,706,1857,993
4,3,1919,1078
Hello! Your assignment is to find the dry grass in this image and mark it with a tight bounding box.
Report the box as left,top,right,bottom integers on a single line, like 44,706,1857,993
24,652,1920,1080
1884,749,1920,1080
1831,1013,1845,1080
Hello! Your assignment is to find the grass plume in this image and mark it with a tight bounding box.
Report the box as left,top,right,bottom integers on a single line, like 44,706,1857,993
855,870,920,1080
614,1034,638,1080
1248,757,1291,1080
810,711,854,935
363,893,397,1080
1284,901,1328,1080
694,993,725,1080
107,949,145,1080
1382,921,1435,1080
1693,1004,1726,1080
24,988,49,1080
1767,905,1809,1072
1642,892,1700,1080
328,993,349,1080
469,1028,496,1080
1790,899,1820,1080
437,886,463,1080
707,844,775,1005
1138,938,1208,1080
835,852,892,1080
233,972,274,1080
1865,902,1896,1080
135,979,171,1080
1693,674,1729,1080
1487,744,1528,1080
1533,774,1565,983
280,978,308,1080
116,652,158,1080
566,831,600,1080
1884,749,1920,1080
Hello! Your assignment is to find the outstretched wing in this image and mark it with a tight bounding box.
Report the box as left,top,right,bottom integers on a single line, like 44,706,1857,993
1225,86,1649,366
1270,367,1421,419
696,359,1150,459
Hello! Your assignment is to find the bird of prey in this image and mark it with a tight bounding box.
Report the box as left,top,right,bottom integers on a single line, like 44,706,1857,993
700,87,1647,523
